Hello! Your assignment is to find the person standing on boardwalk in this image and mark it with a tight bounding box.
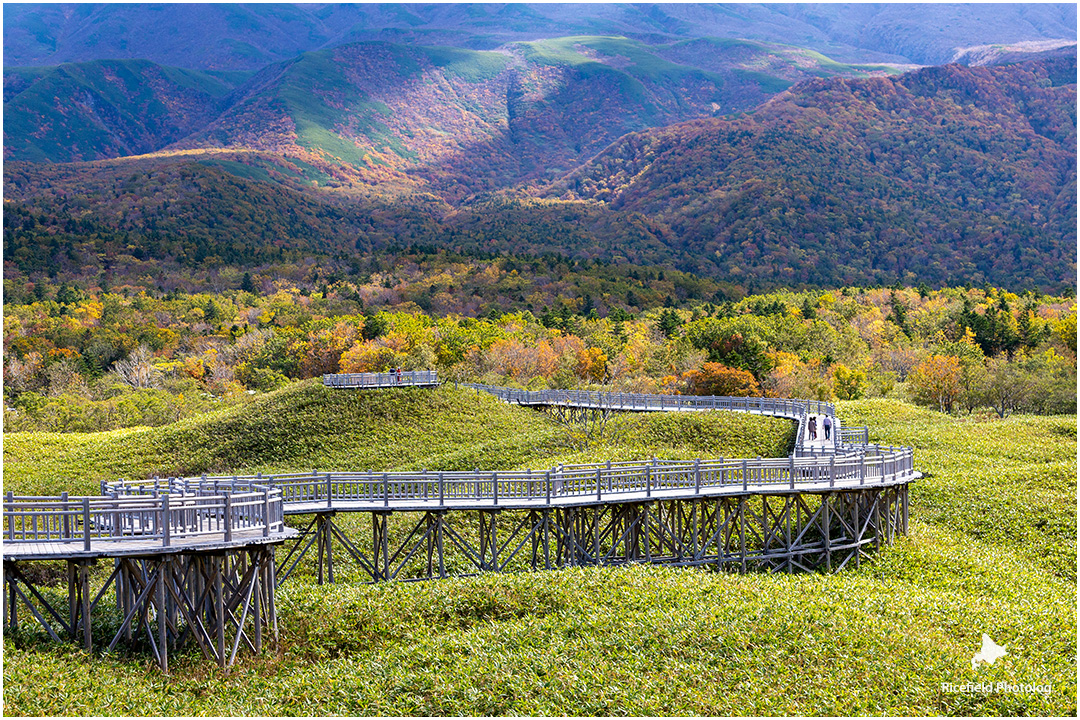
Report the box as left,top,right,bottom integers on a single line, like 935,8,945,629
823,416,832,441
808,416,817,441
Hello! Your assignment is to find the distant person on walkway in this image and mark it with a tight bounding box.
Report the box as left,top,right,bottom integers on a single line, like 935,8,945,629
395,367,402,384
823,416,832,441
808,416,817,441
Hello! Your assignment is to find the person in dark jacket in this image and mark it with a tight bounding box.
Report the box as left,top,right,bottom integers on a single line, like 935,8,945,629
808,416,817,441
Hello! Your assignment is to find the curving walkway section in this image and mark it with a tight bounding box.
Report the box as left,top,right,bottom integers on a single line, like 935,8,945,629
3,371,918,671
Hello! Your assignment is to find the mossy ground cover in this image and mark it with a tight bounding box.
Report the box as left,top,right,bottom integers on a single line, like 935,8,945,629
2,394,1075,715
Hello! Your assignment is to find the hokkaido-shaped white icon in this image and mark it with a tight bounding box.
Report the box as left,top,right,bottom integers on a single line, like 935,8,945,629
972,633,1007,670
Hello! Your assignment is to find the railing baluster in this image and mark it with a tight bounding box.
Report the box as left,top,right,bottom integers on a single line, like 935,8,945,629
82,498,91,551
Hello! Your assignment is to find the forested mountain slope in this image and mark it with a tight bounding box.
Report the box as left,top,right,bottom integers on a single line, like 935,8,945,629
554,57,1077,290
3,50,1075,292
3,60,245,162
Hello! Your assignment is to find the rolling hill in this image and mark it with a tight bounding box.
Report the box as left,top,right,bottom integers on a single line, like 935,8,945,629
1,380,793,495
4,36,899,198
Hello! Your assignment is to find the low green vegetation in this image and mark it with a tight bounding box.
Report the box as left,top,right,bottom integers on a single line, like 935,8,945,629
2,394,1075,715
420,46,510,83
2,382,792,497
838,400,1076,581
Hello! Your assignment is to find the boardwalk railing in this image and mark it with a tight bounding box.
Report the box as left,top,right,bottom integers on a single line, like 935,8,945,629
99,445,916,513
839,426,870,446
323,371,438,388
4,480,285,549
461,383,834,418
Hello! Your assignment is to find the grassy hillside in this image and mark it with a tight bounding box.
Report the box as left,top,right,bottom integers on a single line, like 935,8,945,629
2,398,1074,715
2,381,794,496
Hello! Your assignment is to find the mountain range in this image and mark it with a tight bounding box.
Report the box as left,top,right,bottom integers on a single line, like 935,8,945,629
6,3,1076,69
3,4,1077,294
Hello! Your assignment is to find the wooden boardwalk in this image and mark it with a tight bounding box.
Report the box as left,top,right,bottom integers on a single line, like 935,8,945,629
4,373,918,671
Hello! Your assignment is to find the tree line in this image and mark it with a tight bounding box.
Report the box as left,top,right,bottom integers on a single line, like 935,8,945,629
4,280,1074,432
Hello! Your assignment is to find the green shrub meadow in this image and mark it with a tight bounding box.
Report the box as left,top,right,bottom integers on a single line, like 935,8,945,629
2,390,1075,715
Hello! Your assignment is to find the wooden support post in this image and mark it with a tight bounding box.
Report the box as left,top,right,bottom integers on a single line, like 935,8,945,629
215,558,226,669
542,510,551,570
253,556,263,654
854,494,861,570
3,565,12,631
738,499,746,574
80,562,92,651
317,516,325,585
68,560,77,639
567,508,576,567
784,495,793,574
267,550,279,643
156,559,167,672
824,495,832,572
902,485,909,534
437,513,446,579
326,516,334,584
122,563,132,642
593,507,600,565
874,490,882,550
762,496,770,560
691,500,700,561
887,489,895,544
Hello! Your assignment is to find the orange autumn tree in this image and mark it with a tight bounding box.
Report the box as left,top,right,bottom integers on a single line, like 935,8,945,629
576,346,608,382
908,354,962,413
682,362,760,396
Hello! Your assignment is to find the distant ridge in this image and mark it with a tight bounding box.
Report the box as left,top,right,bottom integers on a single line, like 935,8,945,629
4,3,1075,70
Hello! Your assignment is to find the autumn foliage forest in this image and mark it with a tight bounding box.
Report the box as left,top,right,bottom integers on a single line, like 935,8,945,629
4,264,1075,432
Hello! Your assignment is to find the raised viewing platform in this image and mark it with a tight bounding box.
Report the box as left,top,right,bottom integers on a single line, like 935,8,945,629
322,370,438,389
